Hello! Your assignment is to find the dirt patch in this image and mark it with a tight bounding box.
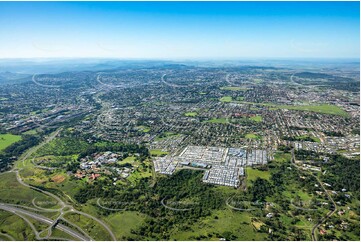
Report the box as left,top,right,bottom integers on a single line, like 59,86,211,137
51,174,66,183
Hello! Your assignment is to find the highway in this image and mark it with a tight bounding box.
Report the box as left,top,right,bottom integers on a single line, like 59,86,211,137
0,203,88,241
1,128,117,241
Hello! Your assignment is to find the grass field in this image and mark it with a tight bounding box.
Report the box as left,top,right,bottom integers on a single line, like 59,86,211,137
0,172,60,208
246,167,271,183
137,126,151,133
0,211,36,240
238,101,349,117
249,115,262,122
245,133,260,139
63,212,112,240
273,152,292,163
23,129,37,135
219,96,233,102
104,211,147,240
220,86,249,91
282,189,313,201
0,133,21,152
184,112,198,117
119,156,136,164
277,104,349,116
127,160,153,184
155,132,180,141
204,118,229,124
150,149,169,156
295,135,321,143
170,208,267,240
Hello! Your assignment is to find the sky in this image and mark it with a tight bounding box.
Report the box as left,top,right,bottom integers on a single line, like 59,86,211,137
0,1,359,59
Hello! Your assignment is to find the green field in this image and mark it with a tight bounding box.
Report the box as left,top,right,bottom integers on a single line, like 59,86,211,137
105,212,147,240
23,129,37,135
155,132,180,141
220,86,249,91
137,126,151,133
246,167,271,183
0,211,36,240
127,160,153,184
296,135,321,143
184,112,198,117
273,152,292,163
245,133,260,139
277,104,349,117
219,96,233,102
150,149,169,156
64,212,112,240
249,115,262,122
204,118,229,124
0,133,21,152
238,101,349,117
170,209,267,240
0,172,60,208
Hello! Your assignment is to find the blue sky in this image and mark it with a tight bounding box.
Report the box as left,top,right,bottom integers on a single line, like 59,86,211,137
0,1,359,59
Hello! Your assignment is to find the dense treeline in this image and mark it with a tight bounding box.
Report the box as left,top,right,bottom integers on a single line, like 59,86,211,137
282,136,317,142
323,154,360,197
295,150,360,196
295,149,323,161
74,167,285,240
74,170,226,240
0,134,41,172
36,136,149,160
323,130,344,137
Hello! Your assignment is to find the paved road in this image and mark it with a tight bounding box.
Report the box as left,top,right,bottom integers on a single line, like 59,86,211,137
0,232,15,241
291,148,337,241
0,203,88,241
5,128,117,241
310,175,337,241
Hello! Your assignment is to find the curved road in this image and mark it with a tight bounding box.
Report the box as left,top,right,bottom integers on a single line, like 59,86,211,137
291,148,337,241
2,129,117,241
0,203,88,241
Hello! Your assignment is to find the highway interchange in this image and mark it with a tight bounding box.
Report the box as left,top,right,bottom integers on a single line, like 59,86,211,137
0,129,116,241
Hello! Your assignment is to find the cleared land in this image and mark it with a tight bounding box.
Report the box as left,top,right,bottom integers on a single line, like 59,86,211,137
245,133,260,139
246,167,271,183
170,208,267,240
249,115,262,122
237,102,349,117
184,112,198,117
220,86,249,91
150,149,169,156
0,133,21,152
104,212,147,240
219,96,233,102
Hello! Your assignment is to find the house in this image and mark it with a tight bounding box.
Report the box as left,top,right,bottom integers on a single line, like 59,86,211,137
74,171,86,179
90,173,101,180
338,210,345,216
